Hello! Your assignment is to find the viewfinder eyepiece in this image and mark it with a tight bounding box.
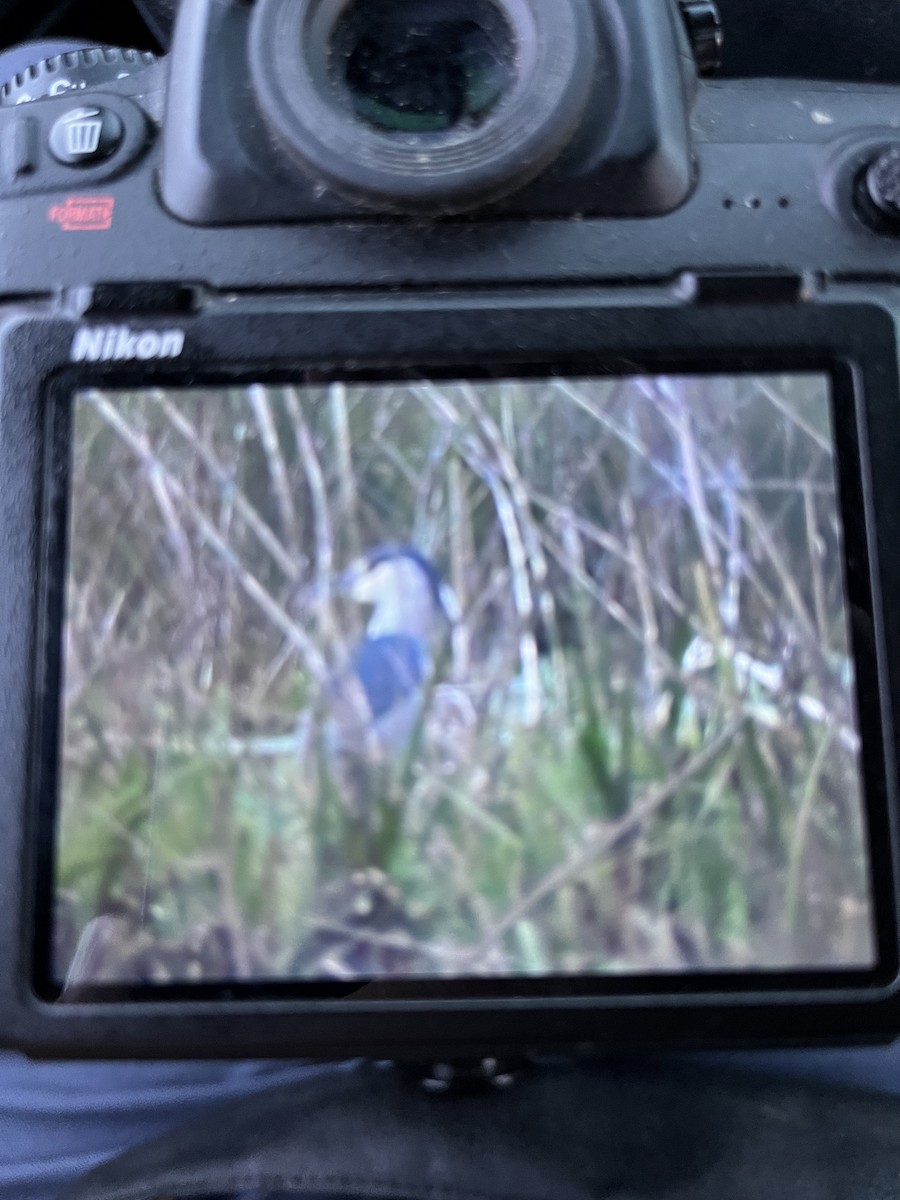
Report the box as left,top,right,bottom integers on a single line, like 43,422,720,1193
249,0,599,214
335,0,516,135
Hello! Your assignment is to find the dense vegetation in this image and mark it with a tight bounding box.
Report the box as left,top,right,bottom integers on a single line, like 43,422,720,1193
55,374,872,986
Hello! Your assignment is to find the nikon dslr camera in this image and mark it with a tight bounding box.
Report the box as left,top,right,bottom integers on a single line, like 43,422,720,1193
2,0,900,1062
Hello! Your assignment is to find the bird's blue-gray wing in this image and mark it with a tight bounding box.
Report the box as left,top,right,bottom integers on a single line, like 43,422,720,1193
351,634,429,720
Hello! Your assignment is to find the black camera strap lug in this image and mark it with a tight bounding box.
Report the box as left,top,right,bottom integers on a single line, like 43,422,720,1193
678,269,812,304
70,281,201,317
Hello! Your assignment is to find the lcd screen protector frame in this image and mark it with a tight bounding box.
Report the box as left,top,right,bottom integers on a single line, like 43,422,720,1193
40,368,883,1003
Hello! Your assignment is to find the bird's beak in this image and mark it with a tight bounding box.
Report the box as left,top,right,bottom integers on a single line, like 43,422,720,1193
335,557,385,605
334,559,366,596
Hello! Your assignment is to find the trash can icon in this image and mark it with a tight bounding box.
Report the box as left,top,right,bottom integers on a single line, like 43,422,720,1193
62,109,104,157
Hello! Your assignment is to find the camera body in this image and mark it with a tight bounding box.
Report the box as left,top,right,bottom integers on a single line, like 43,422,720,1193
4,0,900,1060
161,0,697,222
0,0,899,292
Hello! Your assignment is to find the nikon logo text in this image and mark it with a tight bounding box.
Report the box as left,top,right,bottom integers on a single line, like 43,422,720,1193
71,326,186,363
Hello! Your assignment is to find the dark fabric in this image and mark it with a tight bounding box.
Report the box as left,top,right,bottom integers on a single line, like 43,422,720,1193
62,1058,900,1200
131,0,177,47
4,1046,900,1198
718,0,900,82
0,1054,343,1200
4,1047,900,1198
130,0,176,47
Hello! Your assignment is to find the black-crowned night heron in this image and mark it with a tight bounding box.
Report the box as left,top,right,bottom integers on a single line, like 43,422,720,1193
327,544,462,764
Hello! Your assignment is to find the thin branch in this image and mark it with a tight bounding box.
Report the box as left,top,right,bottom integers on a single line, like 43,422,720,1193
212,782,253,980
733,488,819,645
554,378,790,631
145,465,194,584
285,387,334,605
85,392,329,684
639,377,818,647
461,381,567,708
756,379,832,454
785,726,835,934
468,721,745,960
447,455,472,680
620,490,661,686
531,490,690,622
247,384,300,552
329,382,360,558
658,379,723,582
463,434,542,725
152,392,297,581
804,481,829,645
415,382,546,722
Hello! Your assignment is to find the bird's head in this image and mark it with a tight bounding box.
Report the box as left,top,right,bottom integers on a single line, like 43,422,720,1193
337,544,461,639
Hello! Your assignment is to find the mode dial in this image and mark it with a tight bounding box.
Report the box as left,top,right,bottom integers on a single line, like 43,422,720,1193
679,1,724,76
1,47,156,107
863,145,900,227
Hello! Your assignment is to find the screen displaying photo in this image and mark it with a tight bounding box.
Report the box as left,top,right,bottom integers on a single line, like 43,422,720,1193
52,373,875,990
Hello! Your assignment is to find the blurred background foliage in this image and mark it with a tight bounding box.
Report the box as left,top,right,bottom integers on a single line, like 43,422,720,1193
55,373,873,986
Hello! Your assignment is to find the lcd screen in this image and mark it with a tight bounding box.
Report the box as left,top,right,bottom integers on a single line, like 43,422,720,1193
49,373,875,993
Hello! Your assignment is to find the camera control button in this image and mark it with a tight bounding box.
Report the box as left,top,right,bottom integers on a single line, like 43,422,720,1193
48,105,123,166
864,147,900,226
2,116,37,182
678,1,724,76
